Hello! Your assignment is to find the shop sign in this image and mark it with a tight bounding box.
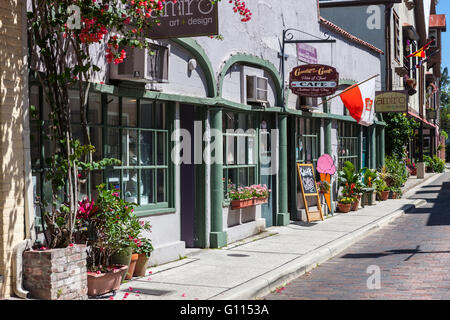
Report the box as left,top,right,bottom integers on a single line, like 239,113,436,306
374,91,408,113
146,0,218,39
289,64,339,97
297,43,318,64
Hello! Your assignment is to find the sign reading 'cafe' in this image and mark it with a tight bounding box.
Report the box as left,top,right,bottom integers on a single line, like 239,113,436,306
289,64,339,97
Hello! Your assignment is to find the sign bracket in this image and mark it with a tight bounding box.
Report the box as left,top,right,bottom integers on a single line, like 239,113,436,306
281,28,336,108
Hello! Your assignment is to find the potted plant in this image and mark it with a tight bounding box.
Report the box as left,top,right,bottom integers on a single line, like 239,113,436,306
390,187,402,199
78,184,150,296
362,169,378,206
337,197,355,213
406,158,417,176
375,179,390,201
317,180,331,194
133,238,154,277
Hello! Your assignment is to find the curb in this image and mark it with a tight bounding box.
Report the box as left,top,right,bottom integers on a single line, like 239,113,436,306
210,199,426,300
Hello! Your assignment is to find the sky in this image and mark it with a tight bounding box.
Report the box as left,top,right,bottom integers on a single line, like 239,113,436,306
437,0,450,70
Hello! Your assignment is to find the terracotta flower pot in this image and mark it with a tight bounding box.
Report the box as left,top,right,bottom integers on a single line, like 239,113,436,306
391,192,398,199
133,254,150,277
380,190,390,201
351,199,360,211
87,265,128,297
125,253,139,280
338,202,352,213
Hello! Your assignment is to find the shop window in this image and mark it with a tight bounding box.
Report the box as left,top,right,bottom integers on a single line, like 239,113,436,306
295,118,320,170
223,112,257,196
30,88,173,215
393,11,400,62
338,122,360,170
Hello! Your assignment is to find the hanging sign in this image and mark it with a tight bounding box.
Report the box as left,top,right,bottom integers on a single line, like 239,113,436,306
375,91,408,113
289,64,339,97
297,43,318,64
297,163,324,222
146,0,219,39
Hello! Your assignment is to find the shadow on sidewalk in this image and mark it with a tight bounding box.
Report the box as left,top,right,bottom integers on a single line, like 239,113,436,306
341,245,450,262
407,180,450,226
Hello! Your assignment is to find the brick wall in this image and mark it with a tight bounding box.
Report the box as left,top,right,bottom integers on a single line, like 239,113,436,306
0,0,27,298
23,245,88,300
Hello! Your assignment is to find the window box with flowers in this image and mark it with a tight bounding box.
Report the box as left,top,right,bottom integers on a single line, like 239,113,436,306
229,185,271,209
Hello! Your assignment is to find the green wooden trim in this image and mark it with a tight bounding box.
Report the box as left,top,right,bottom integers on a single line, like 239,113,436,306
171,38,217,98
339,79,357,86
135,207,176,217
217,54,283,106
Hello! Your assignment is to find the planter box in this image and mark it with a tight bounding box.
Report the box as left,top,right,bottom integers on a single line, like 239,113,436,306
23,245,88,300
253,197,268,205
231,199,253,210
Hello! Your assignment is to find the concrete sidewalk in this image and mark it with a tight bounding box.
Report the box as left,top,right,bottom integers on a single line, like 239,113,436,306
112,173,443,301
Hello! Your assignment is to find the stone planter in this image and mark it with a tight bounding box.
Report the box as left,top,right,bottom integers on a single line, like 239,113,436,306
87,265,128,297
363,189,376,206
23,245,88,300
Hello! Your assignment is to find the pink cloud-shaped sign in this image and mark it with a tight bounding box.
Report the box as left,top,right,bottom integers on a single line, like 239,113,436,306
317,154,336,175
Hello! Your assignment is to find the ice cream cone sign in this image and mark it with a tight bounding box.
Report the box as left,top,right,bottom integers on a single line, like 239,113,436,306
317,154,336,212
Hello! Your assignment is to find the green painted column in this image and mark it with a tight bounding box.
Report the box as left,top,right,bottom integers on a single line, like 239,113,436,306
324,118,334,215
380,126,385,168
289,116,298,220
324,119,332,156
369,125,377,169
210,108,227,248
277,114,290,226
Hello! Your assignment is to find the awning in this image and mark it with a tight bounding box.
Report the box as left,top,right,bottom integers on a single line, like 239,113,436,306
407,111,437,129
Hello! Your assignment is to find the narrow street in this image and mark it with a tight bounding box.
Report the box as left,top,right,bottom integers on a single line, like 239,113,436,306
264,172,450,300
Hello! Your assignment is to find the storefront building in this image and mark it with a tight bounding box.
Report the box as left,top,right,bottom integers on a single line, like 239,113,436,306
285,16,384,220
320,0,445,165
2,0,387,298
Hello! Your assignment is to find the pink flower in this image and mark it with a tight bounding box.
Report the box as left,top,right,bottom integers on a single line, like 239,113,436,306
69,243,74,247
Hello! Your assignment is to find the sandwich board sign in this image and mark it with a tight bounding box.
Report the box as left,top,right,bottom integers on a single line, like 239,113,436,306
297,163,324,222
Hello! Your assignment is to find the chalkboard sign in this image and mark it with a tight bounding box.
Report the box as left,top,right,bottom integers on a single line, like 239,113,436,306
297,163,324,222
297,164,317,195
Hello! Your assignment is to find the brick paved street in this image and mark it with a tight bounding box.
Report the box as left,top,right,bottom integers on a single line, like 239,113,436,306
264,173,450,300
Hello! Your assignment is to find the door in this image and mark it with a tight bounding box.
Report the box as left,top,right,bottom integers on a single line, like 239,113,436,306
260,115,275,227
180,105,197,248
